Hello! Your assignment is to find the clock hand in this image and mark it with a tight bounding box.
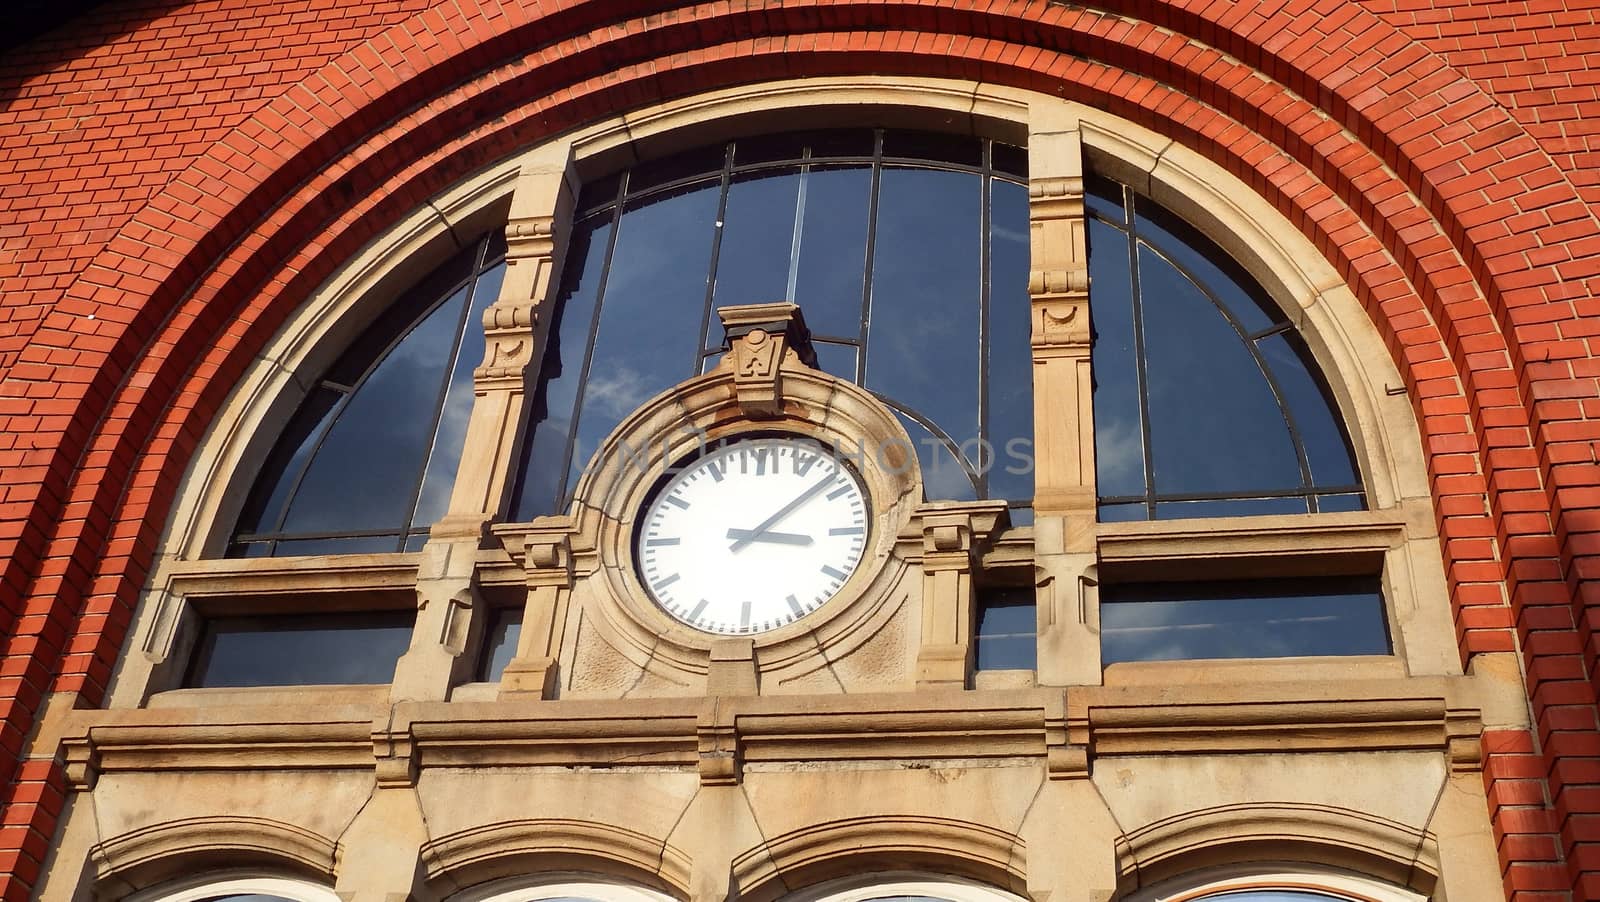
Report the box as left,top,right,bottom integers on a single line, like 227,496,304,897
729,472,837,552
725,528,813,546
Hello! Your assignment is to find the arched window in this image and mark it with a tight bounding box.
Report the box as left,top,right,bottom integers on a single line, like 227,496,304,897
1124,868,1427,902
124,876,342,902
511,128,1034,520
227,230,507,557
450,878,677,902
1085,176,1362,521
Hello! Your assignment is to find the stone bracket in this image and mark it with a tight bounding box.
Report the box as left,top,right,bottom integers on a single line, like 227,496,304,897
500,519,577,700
1045,692,1091,780
697,700,741,786
908,501,1011,689
372,723,418,788
715,302,819,418
1445,707,1484,773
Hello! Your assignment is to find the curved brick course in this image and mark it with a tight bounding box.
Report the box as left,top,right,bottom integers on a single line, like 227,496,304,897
0,1,1595,898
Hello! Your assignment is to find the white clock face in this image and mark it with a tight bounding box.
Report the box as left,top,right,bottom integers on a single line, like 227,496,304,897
636,436,870,635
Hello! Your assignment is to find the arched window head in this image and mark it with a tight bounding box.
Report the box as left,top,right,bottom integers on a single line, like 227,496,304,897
1085,176,1363,522
228,230,508,557
511,128,1034,522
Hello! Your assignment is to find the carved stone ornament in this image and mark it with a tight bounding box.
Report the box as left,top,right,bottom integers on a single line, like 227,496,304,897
491,301,927,696
714,302,819,418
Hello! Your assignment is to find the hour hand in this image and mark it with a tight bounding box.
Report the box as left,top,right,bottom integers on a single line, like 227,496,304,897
726,528,813,548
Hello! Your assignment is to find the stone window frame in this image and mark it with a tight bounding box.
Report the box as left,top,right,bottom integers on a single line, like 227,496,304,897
1123,866,1427,902
123,875,342,902
112,77,1456,707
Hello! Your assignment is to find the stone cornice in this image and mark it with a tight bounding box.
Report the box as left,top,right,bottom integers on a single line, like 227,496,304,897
57,681,1486,790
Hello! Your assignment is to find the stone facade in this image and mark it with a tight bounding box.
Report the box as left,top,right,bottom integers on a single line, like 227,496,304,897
1,4,1598,902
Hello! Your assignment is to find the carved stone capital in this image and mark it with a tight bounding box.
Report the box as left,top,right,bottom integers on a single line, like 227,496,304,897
1032,295,1091,348
505,214,556,259
910,501,1011,688
714,302,819,418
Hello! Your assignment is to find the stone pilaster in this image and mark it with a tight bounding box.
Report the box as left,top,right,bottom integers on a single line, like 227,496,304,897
498,519,576,700
1029,119,1101,686
913,501,1009,688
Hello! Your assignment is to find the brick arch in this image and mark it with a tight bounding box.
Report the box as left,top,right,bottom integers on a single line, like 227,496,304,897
2,1,1594,898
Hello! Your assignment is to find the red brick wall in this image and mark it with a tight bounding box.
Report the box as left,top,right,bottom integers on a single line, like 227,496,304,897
0,1,1596,898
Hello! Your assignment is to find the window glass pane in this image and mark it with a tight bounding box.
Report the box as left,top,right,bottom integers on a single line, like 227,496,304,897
792,166,872,340
813,341,857,381
976,586,1036,670
272,535,405,556
628,144,725,194
480,607,523,682
1317,492,1366,513
993,143,1028,179
707,169,802,347
186,611,416,687
1088,217,1146,501
197,895,298,902
866,167,982,458
1101,576,1391,664
412,260,505,528
1134,199,1280,335
1257,331,1360,490
1097,502,1147,522
882,130,982,166
988,179,1033,503
1202,892,1356,902
515,217,614,520
893,410,977,501
567,183,720,491
1138,246,1302,498
1153,496,1311,519
232,386,341,536
279,285,468,535
1084,176,1126,223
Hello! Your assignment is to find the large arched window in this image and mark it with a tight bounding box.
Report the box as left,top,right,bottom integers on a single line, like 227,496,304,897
511,128,1034,520
226,230,507,557
1085,176,1362,521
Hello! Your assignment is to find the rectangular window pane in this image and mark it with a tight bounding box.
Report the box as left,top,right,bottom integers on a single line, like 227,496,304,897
480,607,524,682
1101,576,1390,665
975,586,1036,671
186,611,416,688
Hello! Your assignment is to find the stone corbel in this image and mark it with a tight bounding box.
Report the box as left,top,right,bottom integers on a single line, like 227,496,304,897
1044,691,1091,779
62,736,99,791
714,302,819,418
498,518,577,700
1446,707,1484,772
697,700,741,785
372,722,418,788
911,500,1010,689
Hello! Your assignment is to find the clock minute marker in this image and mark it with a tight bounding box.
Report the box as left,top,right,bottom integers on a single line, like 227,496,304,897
688,599,709,622
665,495,690,509
786,594,804,617
656,573,682,589
820,564,848,581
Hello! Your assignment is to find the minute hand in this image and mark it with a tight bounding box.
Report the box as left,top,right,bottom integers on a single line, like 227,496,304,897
729,473,837,552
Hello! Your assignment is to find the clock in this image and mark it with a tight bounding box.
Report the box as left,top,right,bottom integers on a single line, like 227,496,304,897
635,436,871,635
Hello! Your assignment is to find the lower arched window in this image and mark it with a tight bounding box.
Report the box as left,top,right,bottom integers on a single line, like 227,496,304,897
1125,869,1427,902
124,876,342,902
449,878,678,902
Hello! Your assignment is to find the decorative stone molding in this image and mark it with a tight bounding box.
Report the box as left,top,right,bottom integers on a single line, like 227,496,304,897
731,815,1027,902
420,818,691,896
902,501,1009,688
493,355,925,693
1114,802,1440,897
90,816,339,891
715,302,819,418
499,519,577,699
698,699,740,785
1044,692,1090,780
